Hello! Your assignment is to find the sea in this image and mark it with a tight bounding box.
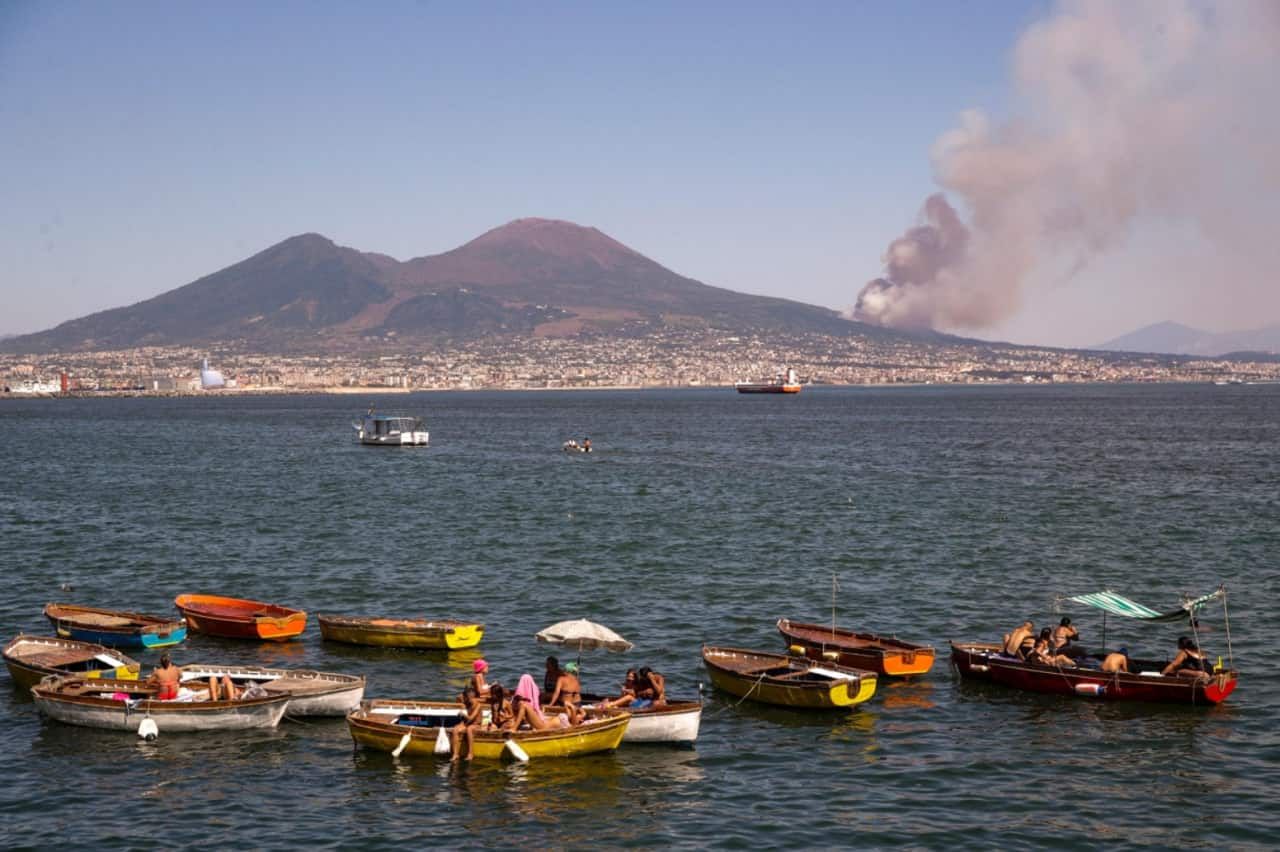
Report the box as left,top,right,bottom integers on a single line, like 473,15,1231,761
1,383,1277,850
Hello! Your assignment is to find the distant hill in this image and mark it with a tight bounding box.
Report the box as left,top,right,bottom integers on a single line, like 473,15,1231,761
1093,321,1280,357
2,218,893,354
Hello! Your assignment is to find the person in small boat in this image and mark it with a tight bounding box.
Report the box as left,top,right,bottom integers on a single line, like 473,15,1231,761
1101,647,1130,673
149,653,182,700
511,673,575,729
1026,629,1076,667
542,656,562,702
582,437,591,452
450,686,485,762
1162,637,1212,682
208,674,241,701
1003,621,1035,658
549,661,582,711
485,683,515,731
470,658,492,698
636,666,666,707
1052,617,1083,656
597,669,639,711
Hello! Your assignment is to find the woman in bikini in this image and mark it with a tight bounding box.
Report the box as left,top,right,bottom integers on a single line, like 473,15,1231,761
150,653,181,700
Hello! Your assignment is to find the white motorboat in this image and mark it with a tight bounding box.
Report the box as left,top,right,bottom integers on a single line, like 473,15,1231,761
354,409,428,446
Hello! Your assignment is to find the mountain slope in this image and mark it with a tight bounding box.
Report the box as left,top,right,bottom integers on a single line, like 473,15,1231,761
3,218,870,353
1094,321,1280,356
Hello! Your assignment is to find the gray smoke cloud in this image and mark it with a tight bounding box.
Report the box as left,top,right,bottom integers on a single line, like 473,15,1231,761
853,0,1280,333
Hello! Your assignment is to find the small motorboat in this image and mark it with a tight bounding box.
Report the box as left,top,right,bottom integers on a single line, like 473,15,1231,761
777,618,935,677
174,594,307,641
347,699,629,761
317,615,483,649
178,664,365,716
31,674,291,733
43,603,187,649
702,646,877,709
3,634,142,691
354,409,428,446
561,439,592,453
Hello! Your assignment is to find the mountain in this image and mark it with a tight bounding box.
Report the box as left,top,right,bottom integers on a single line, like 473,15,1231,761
3,218,871,353
1094,321,1280,357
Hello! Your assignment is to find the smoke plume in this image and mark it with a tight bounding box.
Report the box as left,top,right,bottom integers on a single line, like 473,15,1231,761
853,0,1280,333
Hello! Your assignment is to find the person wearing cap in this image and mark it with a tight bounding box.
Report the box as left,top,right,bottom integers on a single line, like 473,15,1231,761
549,661,582,713
470,658,492,698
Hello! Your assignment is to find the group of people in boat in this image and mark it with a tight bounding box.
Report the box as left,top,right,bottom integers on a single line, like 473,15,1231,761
449,655,666,761
562,437,592,452
1000,618,1216,681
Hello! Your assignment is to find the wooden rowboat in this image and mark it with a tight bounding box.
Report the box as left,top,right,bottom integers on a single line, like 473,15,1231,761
3,635,142,691
43,603,187,649
574,697,702,744
702,646,878,709
179,664,366,716
31,675,291,733
950,641,1239,705
317,615,483,649
347,699,629,761
174,594,306,641
777,618,936,677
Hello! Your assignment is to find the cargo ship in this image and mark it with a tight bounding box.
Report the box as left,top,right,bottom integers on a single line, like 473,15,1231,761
735,367,802,394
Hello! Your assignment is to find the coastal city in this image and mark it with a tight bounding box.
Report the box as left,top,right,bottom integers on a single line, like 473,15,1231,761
3,327,1278,395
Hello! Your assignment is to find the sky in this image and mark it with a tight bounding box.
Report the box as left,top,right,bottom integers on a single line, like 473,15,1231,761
2,0,1276,349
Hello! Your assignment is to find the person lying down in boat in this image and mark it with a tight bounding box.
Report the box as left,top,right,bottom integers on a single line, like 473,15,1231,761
598,666,667,710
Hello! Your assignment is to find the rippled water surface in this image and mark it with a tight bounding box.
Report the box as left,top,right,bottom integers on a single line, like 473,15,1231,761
1,385,1277,849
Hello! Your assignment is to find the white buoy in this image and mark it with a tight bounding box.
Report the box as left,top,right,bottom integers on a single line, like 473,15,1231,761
434,726,451,755
392,732,412,757
137,718,159,741
504,737,530,763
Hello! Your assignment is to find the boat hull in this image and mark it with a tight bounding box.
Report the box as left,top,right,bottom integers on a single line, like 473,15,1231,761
949,641,1239,705
43,603,187,648
702,646,877,709
616,701,701,744
317,615,483,649
348,700,628,760
3,635,141,692
179,664,365,716
778,619,935,677
735,384,801,394
31,677,291,732
175,595,307,641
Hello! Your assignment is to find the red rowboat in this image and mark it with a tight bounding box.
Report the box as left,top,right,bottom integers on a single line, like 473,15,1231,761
174,594,307,641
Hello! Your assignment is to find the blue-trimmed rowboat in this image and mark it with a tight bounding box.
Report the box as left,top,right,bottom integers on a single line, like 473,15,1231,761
43,602,187,649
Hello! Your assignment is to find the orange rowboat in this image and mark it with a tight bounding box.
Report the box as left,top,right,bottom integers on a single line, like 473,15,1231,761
777,619,935,677
174,594,307,641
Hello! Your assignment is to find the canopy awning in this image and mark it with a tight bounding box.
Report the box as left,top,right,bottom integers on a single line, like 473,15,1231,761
1069,587,1225,622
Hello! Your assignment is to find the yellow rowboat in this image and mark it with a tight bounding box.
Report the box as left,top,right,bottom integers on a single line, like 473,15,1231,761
347,699,629,761
318,616,483,650
702,645,878,709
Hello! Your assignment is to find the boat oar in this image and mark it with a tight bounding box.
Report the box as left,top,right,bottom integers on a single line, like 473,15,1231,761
392,732,412,757
434,726,451,755
503,736,530,763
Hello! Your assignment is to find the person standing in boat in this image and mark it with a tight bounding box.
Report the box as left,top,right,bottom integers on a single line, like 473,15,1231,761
582,437,591,452
542,656,562,702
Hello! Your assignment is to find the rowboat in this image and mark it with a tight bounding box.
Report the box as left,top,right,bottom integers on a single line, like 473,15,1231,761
43,602,187,649
31,675,291,733
951,585,1240,706
178,664,365,716
777,618,936,677
317,615,483,649
950,641,1239,705
3,634,141,691
580,698,702,744
347,699,630,761
701,646,878,709
174,594,307,641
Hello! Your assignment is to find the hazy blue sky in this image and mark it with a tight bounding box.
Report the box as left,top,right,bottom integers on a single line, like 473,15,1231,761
3,1,1276,348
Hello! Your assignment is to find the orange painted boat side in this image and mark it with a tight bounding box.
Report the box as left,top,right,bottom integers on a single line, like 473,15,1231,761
778,619,936,677
175,594,307,641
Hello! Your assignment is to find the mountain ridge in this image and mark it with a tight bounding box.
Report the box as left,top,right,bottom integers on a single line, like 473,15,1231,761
1093,321,1280,357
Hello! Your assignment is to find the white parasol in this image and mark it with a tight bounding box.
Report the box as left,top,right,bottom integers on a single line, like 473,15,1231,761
535,618,634,653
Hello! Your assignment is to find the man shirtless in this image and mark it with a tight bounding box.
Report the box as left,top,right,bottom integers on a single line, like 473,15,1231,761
1003,621,1034,657
636,667,666,707
149,652,182,700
